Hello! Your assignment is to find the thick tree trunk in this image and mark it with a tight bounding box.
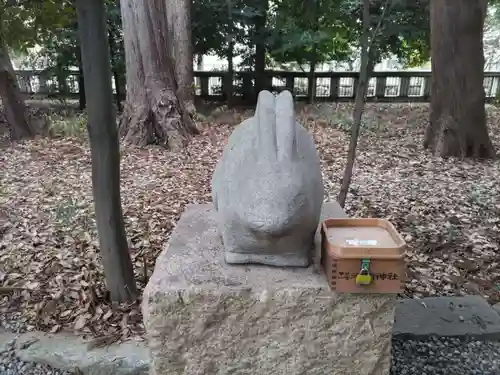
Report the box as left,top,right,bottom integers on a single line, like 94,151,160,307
0,40,37,141
254,0,268,99
167,0,195,114
76,0,138,303
426,0,495,158
119,0,198,148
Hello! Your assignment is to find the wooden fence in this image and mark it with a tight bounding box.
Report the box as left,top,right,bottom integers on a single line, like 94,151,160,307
14,69,500,103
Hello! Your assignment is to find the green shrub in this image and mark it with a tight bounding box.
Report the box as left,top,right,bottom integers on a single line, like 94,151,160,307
48,112,88,138
54,197,79,227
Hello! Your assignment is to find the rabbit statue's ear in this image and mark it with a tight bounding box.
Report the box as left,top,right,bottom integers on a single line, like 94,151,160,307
255,90,277,160
275,90,297,161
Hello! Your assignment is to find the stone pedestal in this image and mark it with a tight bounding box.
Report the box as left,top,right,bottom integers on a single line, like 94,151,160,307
142,203,397,375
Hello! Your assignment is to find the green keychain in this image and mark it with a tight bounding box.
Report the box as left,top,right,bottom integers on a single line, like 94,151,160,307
355,259,373,286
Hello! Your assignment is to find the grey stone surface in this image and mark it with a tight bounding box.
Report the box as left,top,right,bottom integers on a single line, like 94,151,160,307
393,296,500,340
0,333,76,375
142,202,397,375
211,90,324,267
0,331,18,353
493,303,500,315
13,332,149,375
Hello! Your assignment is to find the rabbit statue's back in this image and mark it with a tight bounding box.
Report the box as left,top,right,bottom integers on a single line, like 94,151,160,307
211,90,324,267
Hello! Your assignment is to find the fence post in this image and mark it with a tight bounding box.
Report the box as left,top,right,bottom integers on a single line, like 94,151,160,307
352,74,359,99
220,74,227,100
375,76,387,100
15,72,30,93
200,75,209,98
329,77,339,101
423,76,431,100
38,74,47,94
399,76,410,99
495,76,500,99
484,76,494,98
242,73,253,103
56,69,68,95
264,73,273,91
285,76,294,94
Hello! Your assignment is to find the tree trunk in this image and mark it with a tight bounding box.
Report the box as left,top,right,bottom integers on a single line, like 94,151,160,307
119,0,198,148
225,0,234,108
77,49,86,110
338,0,391,207
307,0,319,105
56,62,68,95
196,54,203,71
78,69,86,110
254,0,268,99
425,0,495,158
107,26,122,112
112,0,126,111
113,70,124,112
75,0,138,303
307,57,317,105
338,0,373,208
167,0,195,114
0,39,37,141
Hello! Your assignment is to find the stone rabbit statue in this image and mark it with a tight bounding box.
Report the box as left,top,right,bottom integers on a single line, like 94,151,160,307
211,90,324,267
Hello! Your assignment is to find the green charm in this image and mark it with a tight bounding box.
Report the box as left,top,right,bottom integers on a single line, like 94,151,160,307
355,259,373,286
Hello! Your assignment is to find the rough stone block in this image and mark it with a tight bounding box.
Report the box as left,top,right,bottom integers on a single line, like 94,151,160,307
143,203,396,375
13,332,149,375
393,296,500,340
211,90,324,267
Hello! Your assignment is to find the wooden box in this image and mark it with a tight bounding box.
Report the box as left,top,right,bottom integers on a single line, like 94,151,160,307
321,218,406,294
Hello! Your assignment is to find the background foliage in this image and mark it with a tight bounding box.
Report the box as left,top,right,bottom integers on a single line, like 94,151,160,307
2,0,434,74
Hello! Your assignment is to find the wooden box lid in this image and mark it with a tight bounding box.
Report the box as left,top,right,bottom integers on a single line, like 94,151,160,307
321,218,406,259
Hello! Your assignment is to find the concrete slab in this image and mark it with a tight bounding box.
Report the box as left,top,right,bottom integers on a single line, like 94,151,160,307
0,331,18,353
14,332,149,375
393,296,500,341
493,303,500,316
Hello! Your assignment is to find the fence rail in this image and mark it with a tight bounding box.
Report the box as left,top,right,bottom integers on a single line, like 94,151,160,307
14,69,500,103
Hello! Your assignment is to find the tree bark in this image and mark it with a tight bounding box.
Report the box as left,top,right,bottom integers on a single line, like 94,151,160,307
196,54,203,71
113,70,124,112
425,0,495,158
56,61,68,95
254,0,268,99
0,39,37,141
307,0,319,105
225,0,234,108
167,0,195,114
78,70,86,110
307,56,317,105
77,48,86,110
107,26,122,112
119,0,198,148
338,0,372,208
76,0,138,303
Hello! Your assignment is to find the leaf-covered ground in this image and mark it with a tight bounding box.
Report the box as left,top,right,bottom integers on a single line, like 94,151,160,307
0,102,499,345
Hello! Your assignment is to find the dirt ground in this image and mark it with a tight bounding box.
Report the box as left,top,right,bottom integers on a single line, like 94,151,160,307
0,101,499,344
